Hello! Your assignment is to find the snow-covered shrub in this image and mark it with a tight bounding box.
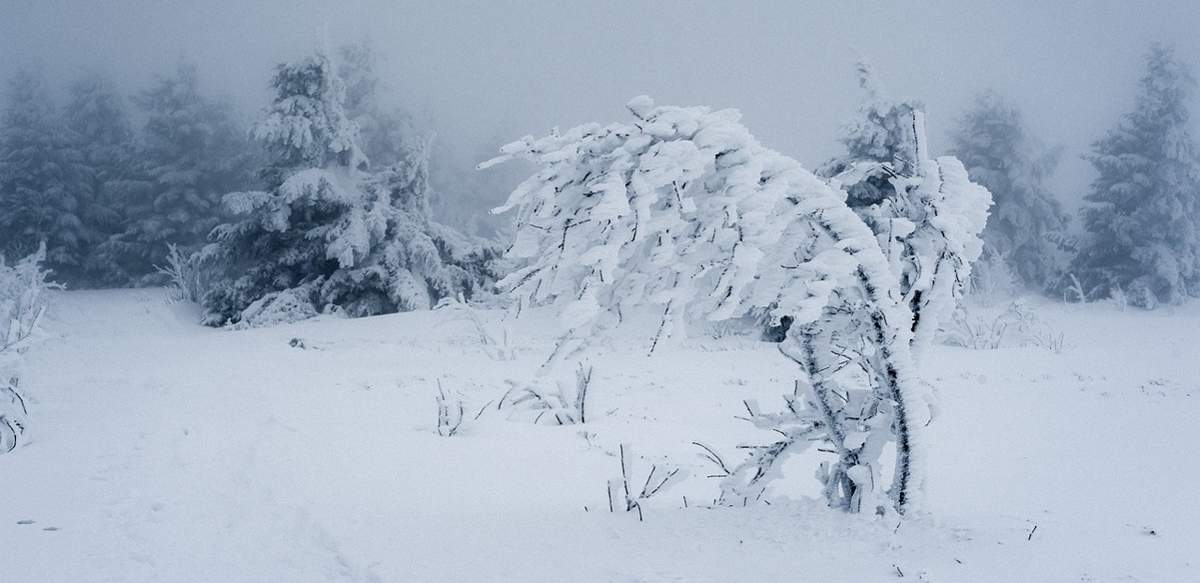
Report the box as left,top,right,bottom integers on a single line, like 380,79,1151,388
939,301,1065,353
607,443,686,520
201,47,494,327
486,96,990,514
500,364,593,425
0,245,55,455
154,243,213,303
435,380,465,437
1062,273,1087,304
434,296,515,360
0,244,54,355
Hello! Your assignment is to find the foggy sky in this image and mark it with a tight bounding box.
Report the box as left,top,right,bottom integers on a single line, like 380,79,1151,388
3,0,1199,216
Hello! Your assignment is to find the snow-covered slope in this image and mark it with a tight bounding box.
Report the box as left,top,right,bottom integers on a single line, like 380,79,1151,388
2,289,1196,582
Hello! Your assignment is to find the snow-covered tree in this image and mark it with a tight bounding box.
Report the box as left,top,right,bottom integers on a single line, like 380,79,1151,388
201,47,492,326
485,96,990,514
99,62,254,284
61,72,144,286
1072,44,1200,307
950,90,1069,293
0,70,92,283
820,63,992,356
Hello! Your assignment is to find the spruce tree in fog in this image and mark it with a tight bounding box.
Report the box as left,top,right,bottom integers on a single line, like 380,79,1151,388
950,90,1069,292
0,70,88,282
201,47,492,326
1073,44,1200,307
100,62,253,284
62,72,143,285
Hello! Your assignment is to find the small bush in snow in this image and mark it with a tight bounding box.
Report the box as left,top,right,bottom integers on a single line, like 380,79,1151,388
1062,273,1087,304
500,365,593,425
0,245,55,455
939,301,1065,353
435,380,465,437
434,296,515,360
607,443,686,521
154,243,213,304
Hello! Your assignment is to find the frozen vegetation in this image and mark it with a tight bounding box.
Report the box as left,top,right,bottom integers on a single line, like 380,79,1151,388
2,6,1200,582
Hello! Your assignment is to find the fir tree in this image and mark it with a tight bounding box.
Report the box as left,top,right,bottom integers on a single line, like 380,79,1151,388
62,71,142,285
951,90,1069,293
100,62,253,284
201,47,492,327
1073,44,1200,307
0,70,88,282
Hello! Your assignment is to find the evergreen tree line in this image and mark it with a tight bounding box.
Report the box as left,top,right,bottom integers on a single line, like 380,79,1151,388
0,62,254,287
0,43,498,326
950,43,1200,308
2,42,1198,314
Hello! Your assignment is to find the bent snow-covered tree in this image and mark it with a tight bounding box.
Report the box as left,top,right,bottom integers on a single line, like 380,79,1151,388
201,47,492,327
485,96,990,514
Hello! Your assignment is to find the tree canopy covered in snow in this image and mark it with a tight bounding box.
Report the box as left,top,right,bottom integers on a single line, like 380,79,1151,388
200,46,494,327
1072,44,1200,307
951,90,1070,294
95,62,255,286
487,95,991,513
0,70,89,283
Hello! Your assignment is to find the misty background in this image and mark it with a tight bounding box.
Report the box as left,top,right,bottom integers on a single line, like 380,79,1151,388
4,0,1198,224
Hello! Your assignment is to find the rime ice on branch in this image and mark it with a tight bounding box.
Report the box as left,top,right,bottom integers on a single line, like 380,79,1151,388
486,95,990,514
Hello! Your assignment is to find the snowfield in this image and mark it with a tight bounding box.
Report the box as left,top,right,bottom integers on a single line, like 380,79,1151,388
2,288,1197,582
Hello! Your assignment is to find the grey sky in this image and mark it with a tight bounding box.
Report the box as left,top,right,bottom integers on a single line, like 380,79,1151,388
3,0,1199,214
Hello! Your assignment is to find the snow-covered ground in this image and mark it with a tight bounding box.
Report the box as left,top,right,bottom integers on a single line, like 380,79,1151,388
2,288,1196,582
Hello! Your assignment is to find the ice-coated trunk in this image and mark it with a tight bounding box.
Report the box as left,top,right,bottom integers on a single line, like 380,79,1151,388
867,306,917,513
806,218,923,515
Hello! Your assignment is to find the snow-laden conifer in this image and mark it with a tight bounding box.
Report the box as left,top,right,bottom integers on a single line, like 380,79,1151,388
62,72,151,286
201,47,492,326
98,62,254,285
1072,44,1200,307
950,90,1070,294
0,71,89,283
